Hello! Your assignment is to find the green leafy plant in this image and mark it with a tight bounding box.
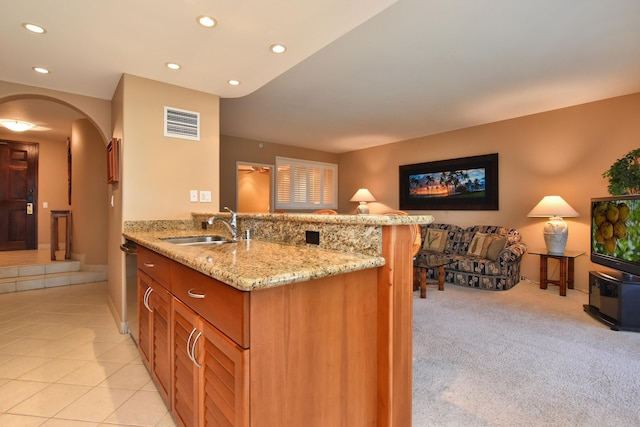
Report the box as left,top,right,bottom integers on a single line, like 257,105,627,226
602,148,640,195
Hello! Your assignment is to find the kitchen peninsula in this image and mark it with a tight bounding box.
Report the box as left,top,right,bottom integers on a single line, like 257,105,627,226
123,212,434,427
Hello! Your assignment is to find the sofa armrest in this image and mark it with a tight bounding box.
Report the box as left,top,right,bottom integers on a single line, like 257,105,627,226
498,242,527,266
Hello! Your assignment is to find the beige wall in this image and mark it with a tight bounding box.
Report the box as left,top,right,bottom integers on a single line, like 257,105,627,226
121,74,220,220
107,79,125,330
35,138,69,246
338,92,640,290
70,119,108,265
0,83,111,255
0,81,111,142
220,135,339,211
107,74,222,328
238,169,272,213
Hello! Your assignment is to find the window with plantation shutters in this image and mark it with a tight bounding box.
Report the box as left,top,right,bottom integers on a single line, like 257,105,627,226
275,157,338,210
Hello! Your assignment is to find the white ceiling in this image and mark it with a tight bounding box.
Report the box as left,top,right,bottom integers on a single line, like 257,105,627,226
1,0,640,152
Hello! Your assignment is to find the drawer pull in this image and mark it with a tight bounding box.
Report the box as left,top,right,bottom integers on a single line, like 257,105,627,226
191,331,203,368
188,289,206,299
186,327,198,364
143,287,154,312
143,262,155,268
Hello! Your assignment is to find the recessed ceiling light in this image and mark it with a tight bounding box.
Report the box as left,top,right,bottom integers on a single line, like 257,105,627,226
0,119,35,132
270,44,287,54
228,80,241,86
166,62,181,70
197,15,216,28
32,67,50,74
22,22,46,34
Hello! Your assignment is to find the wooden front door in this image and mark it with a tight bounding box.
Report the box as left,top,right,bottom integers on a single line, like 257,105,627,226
0,140,38,251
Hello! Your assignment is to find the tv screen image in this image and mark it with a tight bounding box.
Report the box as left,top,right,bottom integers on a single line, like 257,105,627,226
591,195,640,277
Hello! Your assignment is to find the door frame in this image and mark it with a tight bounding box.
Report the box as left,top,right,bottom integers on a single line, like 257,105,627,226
236,161,274,213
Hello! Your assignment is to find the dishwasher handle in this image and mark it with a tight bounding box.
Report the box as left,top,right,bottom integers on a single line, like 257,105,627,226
120,242,138,255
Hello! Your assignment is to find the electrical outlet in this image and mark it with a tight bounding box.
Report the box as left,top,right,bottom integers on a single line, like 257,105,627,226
199,190,212,203
306,230,320,245
190,190,198,202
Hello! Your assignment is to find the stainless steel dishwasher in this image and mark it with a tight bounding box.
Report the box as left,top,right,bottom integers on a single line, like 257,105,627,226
120,239,138,345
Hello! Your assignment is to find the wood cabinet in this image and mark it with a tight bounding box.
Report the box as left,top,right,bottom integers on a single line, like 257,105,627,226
137,270,171,404
172,298,249,427
170,261,249,427
137,246,173,405
135,222,413,426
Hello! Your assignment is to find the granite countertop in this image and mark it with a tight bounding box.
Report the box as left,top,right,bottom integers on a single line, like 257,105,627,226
124,229,386,292
193,212,435,225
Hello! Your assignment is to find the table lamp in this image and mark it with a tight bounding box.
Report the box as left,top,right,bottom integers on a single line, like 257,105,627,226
527,195,579,254
350,188,376,214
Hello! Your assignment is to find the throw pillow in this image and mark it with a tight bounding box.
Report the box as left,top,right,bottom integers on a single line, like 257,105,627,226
467,232,489,257
423,229,447,253
486,237,506,261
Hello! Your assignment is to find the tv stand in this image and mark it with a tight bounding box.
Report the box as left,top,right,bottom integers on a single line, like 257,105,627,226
584,271,640,332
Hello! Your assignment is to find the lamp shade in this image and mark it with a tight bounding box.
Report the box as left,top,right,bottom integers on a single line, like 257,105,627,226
0,119,34,132
527,196,579,218
350,188,376,202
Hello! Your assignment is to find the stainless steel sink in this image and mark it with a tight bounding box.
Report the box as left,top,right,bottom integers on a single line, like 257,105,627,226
162,235,234,246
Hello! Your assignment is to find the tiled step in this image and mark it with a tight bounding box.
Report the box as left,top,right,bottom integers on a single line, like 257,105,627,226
0,260,107,294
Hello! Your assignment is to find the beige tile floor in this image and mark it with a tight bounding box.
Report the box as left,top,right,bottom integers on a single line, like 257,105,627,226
0,249,60,267
0,281,177,426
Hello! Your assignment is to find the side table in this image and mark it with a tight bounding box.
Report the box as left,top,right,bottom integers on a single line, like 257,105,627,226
51,210,72,260
529,250,584,296
415,256,449,298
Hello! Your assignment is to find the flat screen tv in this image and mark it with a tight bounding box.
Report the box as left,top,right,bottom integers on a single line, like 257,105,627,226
591,195,640,278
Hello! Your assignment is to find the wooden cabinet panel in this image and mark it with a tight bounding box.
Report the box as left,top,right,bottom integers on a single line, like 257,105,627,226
170,261,249,349
151,283,172,403
172,297,249,427
137,270,171,405
248,270,378,426
172,299,200,427
137,273,152,369
199,320,249,427
138,246,171,288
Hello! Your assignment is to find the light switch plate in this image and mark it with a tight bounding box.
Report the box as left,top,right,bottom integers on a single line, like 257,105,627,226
199,190,212,203
190,190,198,202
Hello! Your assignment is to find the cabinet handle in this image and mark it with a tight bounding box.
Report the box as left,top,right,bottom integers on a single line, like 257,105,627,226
143,262,155,268
191,331,203,369
187,289,206,299
143,287,154,312
186,328,197,363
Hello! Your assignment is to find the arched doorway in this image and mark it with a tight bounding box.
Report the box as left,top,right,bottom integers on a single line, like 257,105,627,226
0,96,109,266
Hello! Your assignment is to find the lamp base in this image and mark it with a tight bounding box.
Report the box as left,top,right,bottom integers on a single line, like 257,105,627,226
356,202,370,215
543,216,568,254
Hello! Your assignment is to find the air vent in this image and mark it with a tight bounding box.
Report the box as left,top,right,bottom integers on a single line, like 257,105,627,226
164,106,200,141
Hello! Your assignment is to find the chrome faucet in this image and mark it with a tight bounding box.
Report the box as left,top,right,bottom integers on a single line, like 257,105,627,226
207,207,237,240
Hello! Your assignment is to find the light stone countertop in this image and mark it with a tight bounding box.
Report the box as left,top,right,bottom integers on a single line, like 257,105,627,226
123,228,386,291
124,213,434,292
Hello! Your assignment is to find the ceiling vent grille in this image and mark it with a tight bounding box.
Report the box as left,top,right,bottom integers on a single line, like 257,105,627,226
164,106,200,141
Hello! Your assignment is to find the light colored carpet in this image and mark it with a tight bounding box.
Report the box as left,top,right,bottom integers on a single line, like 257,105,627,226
412,280,640,426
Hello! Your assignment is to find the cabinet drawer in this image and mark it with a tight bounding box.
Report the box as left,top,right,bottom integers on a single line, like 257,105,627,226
137,246,171,289
170,261,249,348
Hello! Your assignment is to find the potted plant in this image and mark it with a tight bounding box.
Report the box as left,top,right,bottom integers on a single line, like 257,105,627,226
602,148,640,195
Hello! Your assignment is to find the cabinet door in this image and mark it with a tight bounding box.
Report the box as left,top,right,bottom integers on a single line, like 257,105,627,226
137,272,153,368
150,283,171,404
172,299,200,427
172,297,249,427
138,271,171,405
198,320,249,427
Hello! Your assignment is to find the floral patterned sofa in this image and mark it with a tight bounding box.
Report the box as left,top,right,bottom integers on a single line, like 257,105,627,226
414,223,527,290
